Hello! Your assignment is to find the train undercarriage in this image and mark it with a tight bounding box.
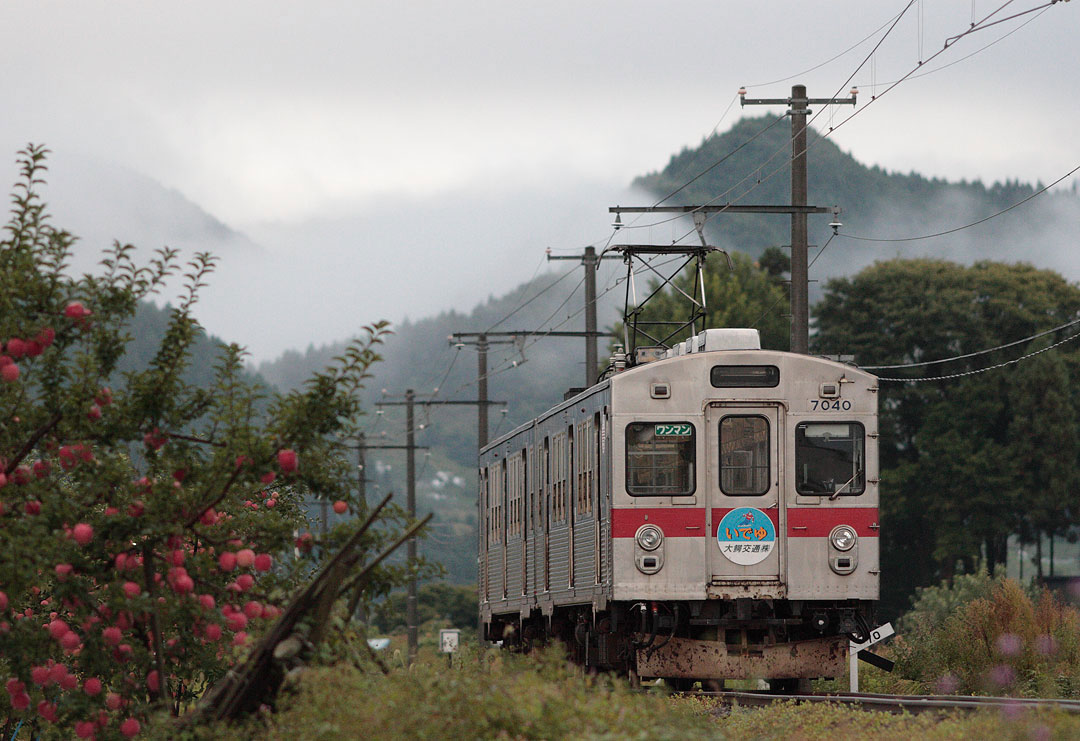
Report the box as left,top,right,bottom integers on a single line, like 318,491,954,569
486,598,874,689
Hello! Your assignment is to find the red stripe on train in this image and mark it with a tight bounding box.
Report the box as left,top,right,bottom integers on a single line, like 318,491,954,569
786,507,879,537
611,508,705,538
612,507,879,538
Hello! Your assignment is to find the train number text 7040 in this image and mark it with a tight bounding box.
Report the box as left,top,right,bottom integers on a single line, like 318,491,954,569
809,399,852,411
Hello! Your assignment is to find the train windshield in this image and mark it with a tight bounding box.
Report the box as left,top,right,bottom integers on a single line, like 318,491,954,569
625,422,695,496
795,422,865,496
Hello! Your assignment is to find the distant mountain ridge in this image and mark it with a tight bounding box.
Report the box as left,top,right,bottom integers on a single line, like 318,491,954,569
633,114,1079,284
40,151,263,271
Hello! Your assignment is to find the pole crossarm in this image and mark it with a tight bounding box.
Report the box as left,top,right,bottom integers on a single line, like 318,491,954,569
609,244,720,255
377,400,506,407
451,331,603,339
740,97,857,106
609,205,831,215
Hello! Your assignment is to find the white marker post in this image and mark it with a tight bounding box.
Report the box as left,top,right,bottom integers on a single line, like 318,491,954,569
440,628,461,667
849,622,894,692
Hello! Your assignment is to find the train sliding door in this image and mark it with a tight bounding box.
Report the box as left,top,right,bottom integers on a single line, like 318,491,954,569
706,403,782,582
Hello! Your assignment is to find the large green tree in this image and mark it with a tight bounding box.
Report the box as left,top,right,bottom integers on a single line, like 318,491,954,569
814,258,1080,616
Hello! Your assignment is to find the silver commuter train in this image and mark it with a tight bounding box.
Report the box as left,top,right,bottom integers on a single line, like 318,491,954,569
478,328,878,686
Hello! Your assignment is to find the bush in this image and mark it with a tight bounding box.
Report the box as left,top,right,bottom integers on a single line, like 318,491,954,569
369,582,476,634
899,565,1016,634
893,575,1080,697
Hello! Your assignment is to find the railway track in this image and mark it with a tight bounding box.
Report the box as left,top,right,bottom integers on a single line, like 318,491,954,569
682,690,1080,715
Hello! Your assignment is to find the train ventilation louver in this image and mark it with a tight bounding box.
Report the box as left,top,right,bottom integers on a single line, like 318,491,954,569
663,328,761,359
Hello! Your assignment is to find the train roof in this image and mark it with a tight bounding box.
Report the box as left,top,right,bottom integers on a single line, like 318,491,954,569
480,328,876,454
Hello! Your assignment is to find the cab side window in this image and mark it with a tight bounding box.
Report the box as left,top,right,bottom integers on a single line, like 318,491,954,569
795,422,865,496
625,422,695,496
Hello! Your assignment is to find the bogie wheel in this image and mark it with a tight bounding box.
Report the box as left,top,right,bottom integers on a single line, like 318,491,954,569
768,677,812,694
662,677,696,692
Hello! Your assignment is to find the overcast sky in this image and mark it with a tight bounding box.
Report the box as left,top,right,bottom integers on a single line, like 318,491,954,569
0,1,1077,358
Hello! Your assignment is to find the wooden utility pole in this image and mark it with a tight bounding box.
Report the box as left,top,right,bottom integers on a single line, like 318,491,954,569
546,246,620,386
739,84,856,353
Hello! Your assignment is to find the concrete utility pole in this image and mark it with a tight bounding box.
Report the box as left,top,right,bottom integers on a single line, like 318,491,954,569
348,437,429,628
356,432,366,512
739,84,856,354
546,246,621,386
375,391,502,650
405,389,417,664
477,336,488,449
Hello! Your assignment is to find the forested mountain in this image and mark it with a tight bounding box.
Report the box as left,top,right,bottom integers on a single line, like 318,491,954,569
635,115,1080,292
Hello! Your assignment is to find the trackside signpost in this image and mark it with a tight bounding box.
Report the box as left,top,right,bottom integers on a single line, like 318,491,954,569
849,622,895,692
440,628,461,667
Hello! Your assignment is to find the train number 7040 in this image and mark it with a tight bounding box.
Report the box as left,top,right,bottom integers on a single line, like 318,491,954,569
809,399,852,411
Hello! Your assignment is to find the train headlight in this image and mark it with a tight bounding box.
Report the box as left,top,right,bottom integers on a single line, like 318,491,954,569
636,525,664,551
830,525,857,552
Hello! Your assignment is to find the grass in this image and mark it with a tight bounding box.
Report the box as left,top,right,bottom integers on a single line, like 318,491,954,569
144,645,1080,740
144,576,1080,738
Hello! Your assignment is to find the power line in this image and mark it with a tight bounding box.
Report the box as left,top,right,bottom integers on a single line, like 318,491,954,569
864,315,1080,370
484,262,581,332
745,9,908,88
649,114,789,208
875,326,1080,382
839,162,1080,243
485,252,555,333
439,255,687,400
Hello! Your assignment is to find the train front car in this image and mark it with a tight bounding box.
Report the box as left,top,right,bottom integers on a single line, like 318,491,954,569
610,328,879,687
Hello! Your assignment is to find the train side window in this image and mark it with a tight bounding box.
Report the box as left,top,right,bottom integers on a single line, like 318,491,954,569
719,415,770,495
795,422,866,496
625,422,695,497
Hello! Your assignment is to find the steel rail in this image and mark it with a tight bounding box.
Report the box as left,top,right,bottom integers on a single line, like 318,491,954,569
683,690,1080,715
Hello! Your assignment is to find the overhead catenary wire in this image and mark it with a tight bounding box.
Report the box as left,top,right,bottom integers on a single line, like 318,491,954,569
650,114,789,208
487,1,937,297
484,263,582,333
860,5,1049,87
749,232,836,330
439,254,688,400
